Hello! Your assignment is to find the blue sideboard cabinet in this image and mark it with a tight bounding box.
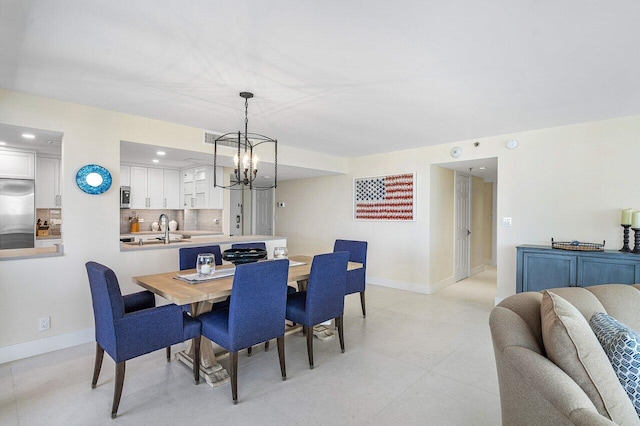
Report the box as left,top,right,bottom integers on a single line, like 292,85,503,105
516,245,640,293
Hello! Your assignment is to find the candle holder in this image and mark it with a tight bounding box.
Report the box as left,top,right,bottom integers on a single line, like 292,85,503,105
632,228,640,254
620,224,632,252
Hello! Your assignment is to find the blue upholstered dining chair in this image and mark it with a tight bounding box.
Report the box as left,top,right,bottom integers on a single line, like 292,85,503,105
85,261,202,418
333,239,368,317
179,245,227,309
197,259,290,404
286,251,349,369
179,245,223,270
231,241,296,354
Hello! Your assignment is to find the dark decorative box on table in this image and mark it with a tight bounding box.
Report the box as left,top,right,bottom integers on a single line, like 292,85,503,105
222,248,268,265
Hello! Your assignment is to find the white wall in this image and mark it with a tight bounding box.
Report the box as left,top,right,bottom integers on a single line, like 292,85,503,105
4,87,640,361
429,166,454,287
0,89,347,361
277,114,640,303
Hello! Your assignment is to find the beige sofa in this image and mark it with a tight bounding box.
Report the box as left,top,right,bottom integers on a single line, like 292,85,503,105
490,284,640,426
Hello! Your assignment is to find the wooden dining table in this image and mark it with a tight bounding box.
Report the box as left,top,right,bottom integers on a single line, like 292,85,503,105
131,255,363,387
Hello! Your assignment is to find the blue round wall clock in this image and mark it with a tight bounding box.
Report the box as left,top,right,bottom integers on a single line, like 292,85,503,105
76,164,112,194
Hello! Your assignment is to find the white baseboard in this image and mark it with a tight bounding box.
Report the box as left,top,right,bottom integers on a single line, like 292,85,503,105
495,296,505,306
368,275,456,295
0,328,94,364
471,265,485,276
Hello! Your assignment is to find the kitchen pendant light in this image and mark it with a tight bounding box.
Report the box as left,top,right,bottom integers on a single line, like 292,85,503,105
213,92,277,190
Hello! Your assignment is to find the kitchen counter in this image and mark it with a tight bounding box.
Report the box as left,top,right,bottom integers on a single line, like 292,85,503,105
36,234,62,240
120,234,286,252
0,245,63,260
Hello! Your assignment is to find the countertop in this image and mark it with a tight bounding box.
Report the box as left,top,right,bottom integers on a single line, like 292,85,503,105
120,230,223,238
0,246,63,260
120,235,286,252
36,234,62,240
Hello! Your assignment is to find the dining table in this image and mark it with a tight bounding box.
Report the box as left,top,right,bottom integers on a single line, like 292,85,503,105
131,255,363,387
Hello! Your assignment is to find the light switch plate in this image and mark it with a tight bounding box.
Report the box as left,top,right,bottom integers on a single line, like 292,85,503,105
502,217,512,227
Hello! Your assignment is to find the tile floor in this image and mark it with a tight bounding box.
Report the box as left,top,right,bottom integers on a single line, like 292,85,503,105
0,267,501,425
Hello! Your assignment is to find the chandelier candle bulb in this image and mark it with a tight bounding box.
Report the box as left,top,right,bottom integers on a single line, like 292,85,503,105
622,208,634,225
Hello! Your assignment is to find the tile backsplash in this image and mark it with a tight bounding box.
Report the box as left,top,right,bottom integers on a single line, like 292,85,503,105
120,209,223,234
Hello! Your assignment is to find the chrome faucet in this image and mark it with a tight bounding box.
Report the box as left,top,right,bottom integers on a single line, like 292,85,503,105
159,214,170,244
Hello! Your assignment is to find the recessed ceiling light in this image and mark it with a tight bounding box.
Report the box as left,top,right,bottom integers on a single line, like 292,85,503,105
22,133,35,139
152,159,159,163
156,151,166,156
479,166,486,170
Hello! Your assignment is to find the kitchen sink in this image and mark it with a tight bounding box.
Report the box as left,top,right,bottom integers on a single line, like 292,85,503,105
123,238,183,246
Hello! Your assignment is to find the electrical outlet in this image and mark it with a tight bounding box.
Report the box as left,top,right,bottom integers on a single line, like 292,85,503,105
277,202,286,208
38,316,50,331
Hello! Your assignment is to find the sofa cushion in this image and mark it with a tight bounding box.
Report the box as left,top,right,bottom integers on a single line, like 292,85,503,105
591,312,640,418
540,291,638,424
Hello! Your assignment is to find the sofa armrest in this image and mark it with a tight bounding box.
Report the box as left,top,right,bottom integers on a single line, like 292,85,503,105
499,345,617,426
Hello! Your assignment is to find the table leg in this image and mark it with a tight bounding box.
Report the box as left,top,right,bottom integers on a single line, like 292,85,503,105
175,300,230,388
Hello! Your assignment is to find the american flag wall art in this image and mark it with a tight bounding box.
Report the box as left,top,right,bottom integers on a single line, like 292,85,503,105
353,173,416,221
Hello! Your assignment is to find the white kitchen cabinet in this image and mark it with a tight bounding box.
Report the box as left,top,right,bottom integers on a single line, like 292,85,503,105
147,167,164,208
181,166,223,209
120,165,131,186
35,238,62,248
163,169,180,209
0,149,35,179
36,157,62,208
127,166,180,209
129,166,148,209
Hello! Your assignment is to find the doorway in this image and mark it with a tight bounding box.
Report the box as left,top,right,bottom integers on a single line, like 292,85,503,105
228,179,275,236
429,157,497,289
229,186,243,236
254,189,274,235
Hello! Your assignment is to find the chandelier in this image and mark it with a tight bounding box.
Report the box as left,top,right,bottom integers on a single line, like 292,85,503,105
213,92,277,190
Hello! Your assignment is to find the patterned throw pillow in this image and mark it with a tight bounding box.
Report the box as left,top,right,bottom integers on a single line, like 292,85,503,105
590,312,640,417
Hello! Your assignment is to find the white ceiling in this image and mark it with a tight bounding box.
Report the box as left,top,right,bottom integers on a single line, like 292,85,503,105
2,1,640,159
0,123,62,156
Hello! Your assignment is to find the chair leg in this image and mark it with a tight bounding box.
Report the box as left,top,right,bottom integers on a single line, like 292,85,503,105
230,351,238,404
264,340,270,352
304,326,314,369
91,343,104,389
111,362,126,419
360,291,366,317
247,346,252,357
336,316,345,353
166,346,171,362
277,336,286,380
193,336,201,384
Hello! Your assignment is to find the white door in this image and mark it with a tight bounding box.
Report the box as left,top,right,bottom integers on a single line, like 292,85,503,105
455,172,471,281
254,189,274,236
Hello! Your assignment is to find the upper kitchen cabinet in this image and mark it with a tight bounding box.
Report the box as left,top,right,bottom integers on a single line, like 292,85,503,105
0,149,35,179
129,166,180,209
163,169,180,209
181,166,223,209
36,156,62,208
120,165,130,187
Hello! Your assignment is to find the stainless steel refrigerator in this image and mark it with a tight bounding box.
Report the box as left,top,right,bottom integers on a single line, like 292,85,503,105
0,179,35,249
